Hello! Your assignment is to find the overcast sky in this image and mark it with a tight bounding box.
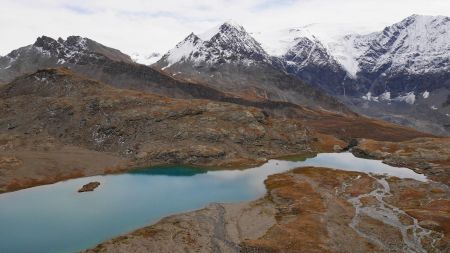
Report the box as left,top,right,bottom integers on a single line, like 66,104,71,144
1,0,449,59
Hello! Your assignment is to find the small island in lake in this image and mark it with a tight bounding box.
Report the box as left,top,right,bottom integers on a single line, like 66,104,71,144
78,182,101,193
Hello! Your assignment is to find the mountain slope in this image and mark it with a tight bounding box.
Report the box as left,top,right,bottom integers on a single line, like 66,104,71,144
341,14,450,96
259,28,357,95
0,68,315,192
0,68,431,192
153,22,348,113
337,15,450,135
0,35,348,115
244,15,450,135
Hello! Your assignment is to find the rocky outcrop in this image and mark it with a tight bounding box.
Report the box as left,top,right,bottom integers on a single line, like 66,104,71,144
78,182,100,192
352,137,450,185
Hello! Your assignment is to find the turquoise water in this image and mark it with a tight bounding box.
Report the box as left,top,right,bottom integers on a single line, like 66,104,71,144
0,153,426,253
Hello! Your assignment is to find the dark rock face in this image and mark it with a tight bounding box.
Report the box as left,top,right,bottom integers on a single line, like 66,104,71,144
78,182,100,192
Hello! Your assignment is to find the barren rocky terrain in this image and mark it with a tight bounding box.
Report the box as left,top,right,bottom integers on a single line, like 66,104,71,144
352,138,450,185
0,68,317,192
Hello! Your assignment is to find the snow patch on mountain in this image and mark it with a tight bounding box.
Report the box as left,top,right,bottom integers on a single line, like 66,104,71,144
252,27,315,56
131,52,161,65
362,91,392,102
422,91,430,99
394,92,416,105
379,91,391,101
363,91,416,105
327,34,367,77
164,34,204,67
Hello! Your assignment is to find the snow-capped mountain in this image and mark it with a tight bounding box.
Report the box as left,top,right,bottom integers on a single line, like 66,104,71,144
154,15,450,135
331,15,450,135
325,14,449,101
0,35,133,83
156,21,271,68
343,15,450,77
154,21,347,112
255,27,351,95
251,15,450,98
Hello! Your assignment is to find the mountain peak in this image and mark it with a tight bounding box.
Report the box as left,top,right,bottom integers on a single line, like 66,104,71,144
392,14,449,30
198,20,245,41
33,36,59,51
220,20,245,31
157,21,269,68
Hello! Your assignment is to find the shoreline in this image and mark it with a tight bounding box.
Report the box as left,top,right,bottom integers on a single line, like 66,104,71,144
3,135,449,195
0,150,320,194
84,166,450,253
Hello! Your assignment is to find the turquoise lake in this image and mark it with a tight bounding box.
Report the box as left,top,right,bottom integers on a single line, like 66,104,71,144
0,153,427,253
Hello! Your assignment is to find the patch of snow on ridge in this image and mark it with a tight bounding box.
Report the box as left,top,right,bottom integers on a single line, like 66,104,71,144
198,24,222,41
362,91,418,105
362,92,378,102
379,91,391,101
431,105,438,110
253,27,316,56
423,91,430,99
362,91,391,102
327,34,366,78
131,52,161,65
165,34,203,66
395,92,416,105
